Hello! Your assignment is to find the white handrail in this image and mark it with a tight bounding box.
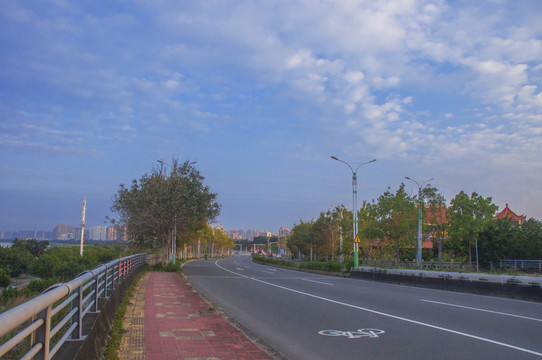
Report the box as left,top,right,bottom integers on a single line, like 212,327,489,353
0,253,146,360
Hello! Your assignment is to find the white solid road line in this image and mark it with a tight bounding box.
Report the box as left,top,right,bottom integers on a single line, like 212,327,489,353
302,278,334,286
420,299,542,322
214,260,542,358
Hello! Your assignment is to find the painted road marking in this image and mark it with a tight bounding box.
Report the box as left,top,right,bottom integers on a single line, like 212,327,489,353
214,261,542,358
319,328,385,339
302,278,334,286
420,299,542,322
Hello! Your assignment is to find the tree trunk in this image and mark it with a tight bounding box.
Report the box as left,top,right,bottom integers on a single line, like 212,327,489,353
468,238,472,270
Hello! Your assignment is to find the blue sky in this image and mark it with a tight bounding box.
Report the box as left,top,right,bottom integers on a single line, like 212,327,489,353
1,0,542,233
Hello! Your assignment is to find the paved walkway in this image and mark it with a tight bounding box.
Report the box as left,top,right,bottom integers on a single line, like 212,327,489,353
119,272,273,360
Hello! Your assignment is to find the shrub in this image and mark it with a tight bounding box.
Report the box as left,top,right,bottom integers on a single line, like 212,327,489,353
151,262,183,273
0,268,10,288
299,261,345,273
26,278,59,293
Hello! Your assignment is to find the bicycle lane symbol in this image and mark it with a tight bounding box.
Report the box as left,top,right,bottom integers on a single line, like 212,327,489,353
318,329,385,339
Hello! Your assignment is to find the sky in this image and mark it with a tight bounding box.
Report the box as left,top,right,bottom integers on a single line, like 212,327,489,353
1,0,542,233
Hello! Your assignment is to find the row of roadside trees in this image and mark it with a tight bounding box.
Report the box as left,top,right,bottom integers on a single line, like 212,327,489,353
286,183,542,270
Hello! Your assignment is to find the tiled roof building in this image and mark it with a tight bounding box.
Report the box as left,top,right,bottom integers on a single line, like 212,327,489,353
494,204,526,226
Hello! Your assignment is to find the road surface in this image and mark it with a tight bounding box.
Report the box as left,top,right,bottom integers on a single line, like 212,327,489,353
182,254,542,360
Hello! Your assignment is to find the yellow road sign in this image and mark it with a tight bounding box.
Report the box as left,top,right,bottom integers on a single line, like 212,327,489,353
354,235,361,243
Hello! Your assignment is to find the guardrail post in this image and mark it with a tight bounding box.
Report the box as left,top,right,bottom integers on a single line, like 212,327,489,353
111,263,117,291
92,272,99,312
71,285,83,339
104,265,109,298
34,305,52,360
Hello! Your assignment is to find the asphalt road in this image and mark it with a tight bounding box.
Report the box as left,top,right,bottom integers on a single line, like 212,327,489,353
182,254,542,360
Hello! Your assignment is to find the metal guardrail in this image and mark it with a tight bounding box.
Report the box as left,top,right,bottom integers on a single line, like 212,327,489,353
495,259,542,271
0,253,146,360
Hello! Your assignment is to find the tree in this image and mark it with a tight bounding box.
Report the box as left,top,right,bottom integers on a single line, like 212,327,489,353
111,158,220,263
369,184,417,263
286,220,315,258
446,191,498,271
29,254,56,279
421,186,447,263
0,268,10,288
0,246,34,277
313,210,340,260
478,217,542,267
12,239,49,257
521,218,542,259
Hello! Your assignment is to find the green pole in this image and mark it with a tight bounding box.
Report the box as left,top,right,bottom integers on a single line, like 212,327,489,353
331,156,376,270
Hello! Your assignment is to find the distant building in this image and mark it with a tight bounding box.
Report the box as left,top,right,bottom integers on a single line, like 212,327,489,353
115,225,128,241
226,230,245,240
107,226,117,241
494,204,526,226
89,226,107,241
279,227,290,237
246,229,266,241
54,223,75,240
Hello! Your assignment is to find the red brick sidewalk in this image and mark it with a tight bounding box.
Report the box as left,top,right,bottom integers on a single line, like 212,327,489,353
143,272,272,360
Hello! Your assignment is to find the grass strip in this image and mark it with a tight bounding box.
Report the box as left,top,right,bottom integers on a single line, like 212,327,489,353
102,270,145,360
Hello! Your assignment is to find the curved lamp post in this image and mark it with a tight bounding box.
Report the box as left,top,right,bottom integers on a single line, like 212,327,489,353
331,156,376,268
404,176,434,268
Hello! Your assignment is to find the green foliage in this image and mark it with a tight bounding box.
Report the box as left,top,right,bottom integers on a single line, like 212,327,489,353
150,262,183,273
111,158,220,261
1,286,22,304
26,278,59,293
521,219,542,259
298,261,345,272
11,239,49,257
478,217,542,267
422,186,447,262
29,254,56,279
0,268,11,288
27,245,122,281
251,254,347,273
447,191,498,268
251,255,297,268
282,182,539,271
368,183,417,262
0,246,34,277
286,220,315,257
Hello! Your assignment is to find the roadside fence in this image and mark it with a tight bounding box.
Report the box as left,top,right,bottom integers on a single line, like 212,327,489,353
492,259,542,272
0,253,146,360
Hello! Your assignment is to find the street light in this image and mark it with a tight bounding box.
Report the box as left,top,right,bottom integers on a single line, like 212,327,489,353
405,176,434,268
157,159,196,264
331,156,376,269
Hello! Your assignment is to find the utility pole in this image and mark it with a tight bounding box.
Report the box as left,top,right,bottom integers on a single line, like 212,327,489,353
405,177,434,268
80,198,86,256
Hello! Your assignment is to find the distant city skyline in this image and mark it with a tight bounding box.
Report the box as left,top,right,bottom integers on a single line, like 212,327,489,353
1,221,290,241
0,223,124,241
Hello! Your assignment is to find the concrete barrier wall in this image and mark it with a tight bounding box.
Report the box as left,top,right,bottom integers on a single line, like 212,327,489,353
146,253,166,266
350,269,542,302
